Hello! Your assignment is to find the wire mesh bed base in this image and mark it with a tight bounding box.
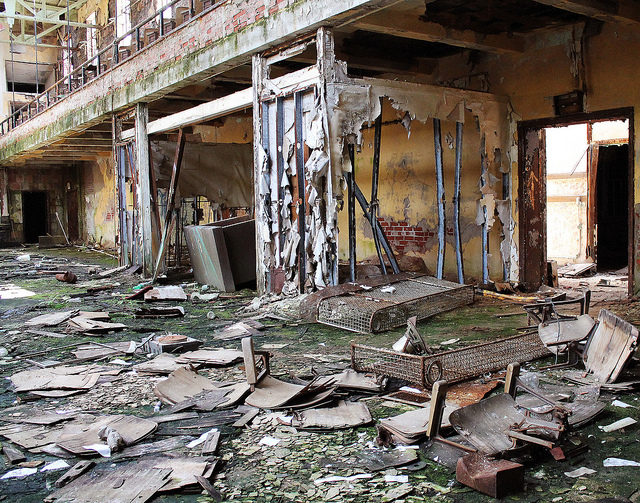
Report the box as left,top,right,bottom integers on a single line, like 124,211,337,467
351,331,551,387
316,276,474,333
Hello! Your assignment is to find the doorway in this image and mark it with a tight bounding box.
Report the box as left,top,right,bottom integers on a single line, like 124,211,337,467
595,144,629,269
22,191,48,243
518,108,634,295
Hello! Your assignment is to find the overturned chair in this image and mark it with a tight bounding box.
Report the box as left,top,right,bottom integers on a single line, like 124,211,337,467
425,363,571,498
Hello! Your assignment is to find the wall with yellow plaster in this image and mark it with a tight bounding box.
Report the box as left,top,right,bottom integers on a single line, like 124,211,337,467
82,157,116,248
435,22,640,291
337,101,506,283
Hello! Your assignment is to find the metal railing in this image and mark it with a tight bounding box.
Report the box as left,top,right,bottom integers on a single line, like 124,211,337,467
1,0,227,136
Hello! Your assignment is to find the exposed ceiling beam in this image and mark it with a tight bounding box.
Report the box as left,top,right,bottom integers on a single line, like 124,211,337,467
532,0,640,24
351,11,525,54
0,12,98,28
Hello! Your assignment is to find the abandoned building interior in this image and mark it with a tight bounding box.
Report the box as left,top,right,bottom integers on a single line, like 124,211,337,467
0,0,640,501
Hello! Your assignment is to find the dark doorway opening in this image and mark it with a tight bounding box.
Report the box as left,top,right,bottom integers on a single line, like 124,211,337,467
518,107,634,295
596,144,629,270
22,191,48,243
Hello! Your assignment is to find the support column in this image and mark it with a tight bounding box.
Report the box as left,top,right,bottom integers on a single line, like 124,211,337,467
252,53,269,295
135,102,153,277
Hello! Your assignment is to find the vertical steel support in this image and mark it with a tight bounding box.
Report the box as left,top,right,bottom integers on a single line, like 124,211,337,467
116,145,130,266
453,121,464,284
347,144,357,282
275,96,285,258
480,133,489,284
371,101,387,275
135,103,153,276
434,118,445,280
294,91,306,292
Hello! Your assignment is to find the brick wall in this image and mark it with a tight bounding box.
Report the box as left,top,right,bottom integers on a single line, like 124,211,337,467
378,217,438,254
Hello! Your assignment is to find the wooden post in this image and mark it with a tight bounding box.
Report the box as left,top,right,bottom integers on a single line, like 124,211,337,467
505,362,520,398
426,379,448,439
242,337,258,388
135,103,153,276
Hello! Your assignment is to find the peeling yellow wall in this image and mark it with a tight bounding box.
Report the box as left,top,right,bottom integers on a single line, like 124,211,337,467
82,157,116,248
337,101,505,283
436,22,640,290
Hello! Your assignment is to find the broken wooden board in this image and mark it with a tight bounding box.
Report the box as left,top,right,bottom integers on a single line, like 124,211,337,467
10,368,102,393
46,464,172,503
1,411,77,426
67,316,126,334
111,436,191,460
154,367,219,405
538,314,595,353
56,415,157,456
72,342,133,360
244,375,307,409
175,348,243,366
141,456,214,492
135,306,185,318
291,400,372,430
25,311,77,327
54,460,94,488
3,445,26,464
558,263,596,277
584,309,639,383
133,354,182,375
315,369,383,392
213,320,264,341
378,403,459,444
144,285,187,301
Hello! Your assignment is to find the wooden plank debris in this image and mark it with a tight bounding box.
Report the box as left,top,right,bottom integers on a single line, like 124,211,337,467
213,320,264,340
144,285,188,301
56,415,157,456
3,445,26,464
135,306,185,318
54,461,94,488
46,465,172,503
584,309,639,383
175,348,243,366
67,316,126,334
25,311,77,327
291,400,372,430
133,354,182,374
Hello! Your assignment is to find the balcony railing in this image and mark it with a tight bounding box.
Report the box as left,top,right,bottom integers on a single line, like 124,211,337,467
0,0,227,136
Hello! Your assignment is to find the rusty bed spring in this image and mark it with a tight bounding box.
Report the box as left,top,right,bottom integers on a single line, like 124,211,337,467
317,277,474,334
351,331,551,386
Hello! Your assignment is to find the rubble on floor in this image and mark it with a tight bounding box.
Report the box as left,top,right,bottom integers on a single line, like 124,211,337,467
1,247,640,502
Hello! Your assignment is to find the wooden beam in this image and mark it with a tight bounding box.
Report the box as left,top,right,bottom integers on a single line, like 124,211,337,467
121,66,319,140
352,12,524,54
135,103,154,277
532,0,640,24
121,88,253,140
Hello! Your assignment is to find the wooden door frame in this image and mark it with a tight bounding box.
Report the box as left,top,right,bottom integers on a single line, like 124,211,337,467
517,107,634,296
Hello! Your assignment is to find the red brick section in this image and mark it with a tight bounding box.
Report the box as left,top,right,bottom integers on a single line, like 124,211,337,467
378,218,435,254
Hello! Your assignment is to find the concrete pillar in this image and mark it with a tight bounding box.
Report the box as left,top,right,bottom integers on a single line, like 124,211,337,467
135,102,153,277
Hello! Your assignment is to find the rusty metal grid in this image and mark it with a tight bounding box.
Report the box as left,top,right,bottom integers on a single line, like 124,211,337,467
351,331,551,386
317,279,473,333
